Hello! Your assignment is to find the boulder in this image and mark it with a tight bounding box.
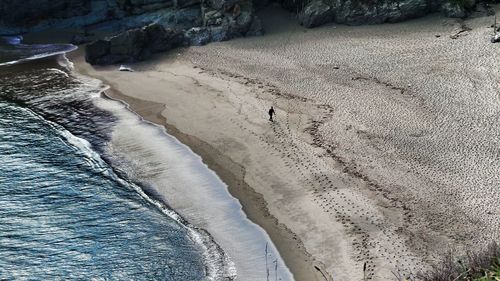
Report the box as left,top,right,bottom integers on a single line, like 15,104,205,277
299,0,334,28
235,9,254,31
246,16,264,36
440,0,476,18
144,23,184,52
393,0,429,22
184,27,212,46
109,28,149,61
203,10,224,26
210,25,232,42
184,25,233,45
85,39,110,65
440,1,467,18
85,23,184,65
476,2,495,16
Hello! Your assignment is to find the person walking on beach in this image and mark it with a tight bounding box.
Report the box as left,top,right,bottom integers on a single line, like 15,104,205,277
268,106,275,122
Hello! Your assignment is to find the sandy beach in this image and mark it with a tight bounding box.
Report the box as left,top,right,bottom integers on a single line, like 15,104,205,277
71,7,500,281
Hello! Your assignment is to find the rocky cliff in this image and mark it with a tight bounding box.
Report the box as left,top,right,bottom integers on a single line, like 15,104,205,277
0,0,494,64
295,0,484,27
0,0,91,28
84,0,262,64
0,0,201,35
0,0,490,34
0,0,262,64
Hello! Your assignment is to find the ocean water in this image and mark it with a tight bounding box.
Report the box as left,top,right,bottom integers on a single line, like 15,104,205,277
0,53,214,280
0,39,294,281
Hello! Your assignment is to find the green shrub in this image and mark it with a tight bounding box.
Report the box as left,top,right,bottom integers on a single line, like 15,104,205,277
417,242,499,281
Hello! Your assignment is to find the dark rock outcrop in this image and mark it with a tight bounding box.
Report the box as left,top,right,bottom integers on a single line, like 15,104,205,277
299,0,334,28
334,0,429,25
86,40,111,64
184,27,212,46
183,1,262,46
70,34,93,45
439,0,475,18
85,24,183,65
1,0,489,66
0,0,487,35
117,0,175,14
0,0,262,64
108,28,149,62
246,16,264,36
144,23,184,51
184,8,262,46
0,0,200,35
284,0,480,27
440,1,467,18
253,0,271,10
0,0,91,27
208,0,241,10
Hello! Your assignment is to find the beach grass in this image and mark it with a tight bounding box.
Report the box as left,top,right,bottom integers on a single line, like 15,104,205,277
416,242,499,281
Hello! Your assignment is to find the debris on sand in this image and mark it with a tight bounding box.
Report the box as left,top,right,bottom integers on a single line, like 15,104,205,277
491,33,500,43
119,65,134,72
450,20,471,39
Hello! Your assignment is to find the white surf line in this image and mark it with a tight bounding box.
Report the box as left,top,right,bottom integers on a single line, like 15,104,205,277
0,44,77,67
86,85,295,281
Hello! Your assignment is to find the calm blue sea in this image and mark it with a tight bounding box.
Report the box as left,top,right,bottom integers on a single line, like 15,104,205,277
0,43,210,280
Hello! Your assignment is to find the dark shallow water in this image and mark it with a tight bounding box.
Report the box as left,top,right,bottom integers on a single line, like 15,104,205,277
0,49,209,280
0,36,76,66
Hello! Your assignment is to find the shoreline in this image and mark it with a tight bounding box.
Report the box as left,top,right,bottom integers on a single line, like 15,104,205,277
105,89,324,281
69,9,500,280
89,88,295,280
71,49,324,281
0,58,226,280
95,92,237,281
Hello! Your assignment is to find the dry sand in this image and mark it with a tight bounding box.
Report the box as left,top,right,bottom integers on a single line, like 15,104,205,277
72,7,500,281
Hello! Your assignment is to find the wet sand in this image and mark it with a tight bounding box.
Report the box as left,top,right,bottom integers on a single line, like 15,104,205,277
71,7,500,281
89,91,294,281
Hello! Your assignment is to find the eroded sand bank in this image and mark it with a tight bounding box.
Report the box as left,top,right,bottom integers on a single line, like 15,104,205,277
72,8,500,281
